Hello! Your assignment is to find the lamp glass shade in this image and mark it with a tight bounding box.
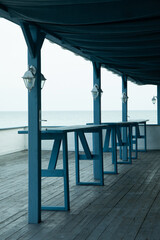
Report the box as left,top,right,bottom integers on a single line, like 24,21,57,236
91,84,99,99
152,96,156,104
22,69,36,90
22,65,46,91
122,92,128,103
23,77,35,91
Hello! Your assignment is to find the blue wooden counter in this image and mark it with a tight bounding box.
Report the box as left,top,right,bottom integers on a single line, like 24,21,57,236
18,120,148,224
88,121,137,164
128,119,148,152
102,120,148,162
19,121,147,218
102,121,137,163
19,124,111,212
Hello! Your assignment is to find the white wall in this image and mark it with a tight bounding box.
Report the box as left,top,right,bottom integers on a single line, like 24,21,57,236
128,125,160,150
146,125,160,150
0,127,28,156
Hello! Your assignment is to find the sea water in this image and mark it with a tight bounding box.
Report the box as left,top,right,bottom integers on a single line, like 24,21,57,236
0,110,157,129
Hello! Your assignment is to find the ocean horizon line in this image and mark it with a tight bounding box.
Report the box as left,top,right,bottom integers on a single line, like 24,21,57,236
0,110,157,128
0,109,156,112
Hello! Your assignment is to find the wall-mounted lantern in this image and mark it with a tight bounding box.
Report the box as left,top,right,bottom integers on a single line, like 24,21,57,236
121,92,128,103
22,65,46,91
152,96,157,104
91,84,103,99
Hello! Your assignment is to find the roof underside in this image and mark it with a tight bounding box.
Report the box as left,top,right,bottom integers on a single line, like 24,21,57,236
0,0,160,85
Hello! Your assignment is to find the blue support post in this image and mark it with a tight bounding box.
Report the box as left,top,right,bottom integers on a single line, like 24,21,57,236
128,125,132,164
62,133,70,211
157,85,160,125
144,122,147,151
112,127,118,173
75,132,80,185
22,25,45,223
122,74,128,161
92,62,101,180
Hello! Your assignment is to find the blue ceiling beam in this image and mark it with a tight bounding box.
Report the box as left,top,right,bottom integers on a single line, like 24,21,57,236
21,23,46,59
21,23,36,58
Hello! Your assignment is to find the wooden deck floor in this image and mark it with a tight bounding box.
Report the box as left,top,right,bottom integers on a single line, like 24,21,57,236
0,150,160,240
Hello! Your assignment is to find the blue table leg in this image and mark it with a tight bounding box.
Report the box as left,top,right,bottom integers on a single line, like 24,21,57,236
122,127,128,161
131,125,138,160
103,128,111,152
75,132,80,185
117,126,132,164
144,123,147,152
136,122,147,153
63,133,70,210
98,129,104,185
134,125,138,159
41,133,70,211
112,127,118,173
75,130,104,186
104,127,118,175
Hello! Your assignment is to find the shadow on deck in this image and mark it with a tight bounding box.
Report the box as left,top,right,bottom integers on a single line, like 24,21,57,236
0,150,160,240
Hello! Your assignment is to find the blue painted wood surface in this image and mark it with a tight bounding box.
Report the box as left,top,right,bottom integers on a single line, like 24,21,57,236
19,124,109,214
92,62,102,180
130,120,148,152
102,122,133,165
41,132,70,211
75,129,104,186
23,25,45,224
157,85,160,125
103,126,118,174
18,121,147,220
122,74,128,161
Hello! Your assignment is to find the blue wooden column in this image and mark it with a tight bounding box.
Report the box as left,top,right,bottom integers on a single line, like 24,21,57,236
122,74,128,122
157,85,160,125
122,74,128,160
21,24,45,223
92,62,101,179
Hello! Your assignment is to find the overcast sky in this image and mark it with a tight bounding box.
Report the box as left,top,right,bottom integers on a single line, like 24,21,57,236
0,18,157,112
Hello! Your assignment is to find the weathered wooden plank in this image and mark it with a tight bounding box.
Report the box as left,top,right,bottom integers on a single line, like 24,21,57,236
1,150,160,240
